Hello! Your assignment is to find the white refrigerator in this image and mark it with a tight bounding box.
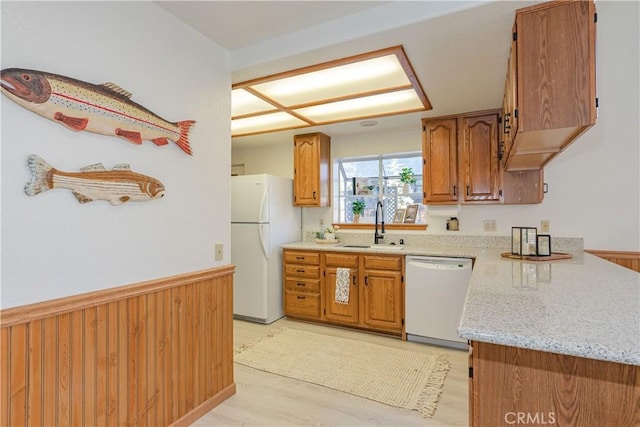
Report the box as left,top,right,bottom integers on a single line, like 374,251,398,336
231,174,301,324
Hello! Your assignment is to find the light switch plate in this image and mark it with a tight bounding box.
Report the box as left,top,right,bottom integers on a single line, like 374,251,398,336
541,220,550,233
484,220,497,232
215,243,224,261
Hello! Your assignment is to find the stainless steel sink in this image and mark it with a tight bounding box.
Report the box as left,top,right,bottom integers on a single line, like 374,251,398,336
339,244,404,251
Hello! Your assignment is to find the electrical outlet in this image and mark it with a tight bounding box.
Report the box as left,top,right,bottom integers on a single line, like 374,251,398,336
215,243,224,261
541,220,550,233
484,220,497,232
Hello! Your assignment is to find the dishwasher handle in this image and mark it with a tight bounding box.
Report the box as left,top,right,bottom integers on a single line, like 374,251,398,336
407,257,472,270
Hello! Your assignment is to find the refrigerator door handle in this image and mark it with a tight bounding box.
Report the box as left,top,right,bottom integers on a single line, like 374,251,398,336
259,224,269,261
258,184,268,223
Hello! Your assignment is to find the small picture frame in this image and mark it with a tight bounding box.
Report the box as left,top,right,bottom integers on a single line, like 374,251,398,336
512,227,537,256
404,204,419,223
537,234,551,256
393,208,406,223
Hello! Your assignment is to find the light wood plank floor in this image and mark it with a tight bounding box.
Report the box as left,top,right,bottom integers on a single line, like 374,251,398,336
193,318,469,427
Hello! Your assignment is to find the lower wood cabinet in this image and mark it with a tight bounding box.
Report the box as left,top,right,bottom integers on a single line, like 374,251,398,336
324,252,359,325
361,255,404,332
283,249,405,336
469,340,640,427
283,250,321,320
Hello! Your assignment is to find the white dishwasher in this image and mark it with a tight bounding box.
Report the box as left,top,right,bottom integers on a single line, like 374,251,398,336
405,256,472,349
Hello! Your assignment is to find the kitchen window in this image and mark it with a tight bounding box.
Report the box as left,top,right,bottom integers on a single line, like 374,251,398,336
333,153,425,225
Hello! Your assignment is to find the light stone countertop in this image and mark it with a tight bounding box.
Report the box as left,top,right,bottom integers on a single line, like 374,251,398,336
281,239,640,366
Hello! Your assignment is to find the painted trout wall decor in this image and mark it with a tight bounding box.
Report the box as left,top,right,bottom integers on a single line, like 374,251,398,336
25,155,165,205
1,68,196,155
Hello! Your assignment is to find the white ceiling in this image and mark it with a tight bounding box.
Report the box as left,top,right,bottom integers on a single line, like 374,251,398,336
155,0,541,147
155,1,394,51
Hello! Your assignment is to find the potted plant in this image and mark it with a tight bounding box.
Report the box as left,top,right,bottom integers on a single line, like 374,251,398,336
351,199,365,223
399,167,416,194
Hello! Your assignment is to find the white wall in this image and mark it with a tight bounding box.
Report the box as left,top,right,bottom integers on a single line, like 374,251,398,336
232,1,640,251
1,2,231,308
232,142,294,178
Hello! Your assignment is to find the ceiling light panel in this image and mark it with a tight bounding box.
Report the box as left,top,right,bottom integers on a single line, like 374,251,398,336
293,89,424,123
231,45,431,137
231,89,276,117
231,112,308,136
250,55,411,107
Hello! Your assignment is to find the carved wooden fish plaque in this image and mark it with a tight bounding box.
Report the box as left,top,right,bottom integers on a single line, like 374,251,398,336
1,68,196,155
25,155,165,205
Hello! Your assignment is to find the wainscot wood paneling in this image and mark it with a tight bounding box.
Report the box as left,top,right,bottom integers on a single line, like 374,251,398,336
0,266,236,427
586,250,640,273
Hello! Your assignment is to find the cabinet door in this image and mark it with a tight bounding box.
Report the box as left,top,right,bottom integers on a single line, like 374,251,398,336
324,267,359,324
501,169,544,204
293,133,331,207
423,118,458,203
504,1,597,171
293,135,321,206
459,114,501,203
502,28,518,167
516,1,596,133
362,269,403,331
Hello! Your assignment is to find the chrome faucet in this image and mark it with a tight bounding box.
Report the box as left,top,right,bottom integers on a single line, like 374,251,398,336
374,200,385,244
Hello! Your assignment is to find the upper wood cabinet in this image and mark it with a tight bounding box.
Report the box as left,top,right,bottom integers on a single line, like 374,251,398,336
293,132,331,207
423,110,501,205
502,0,597,171
424,110,544,205
501,169,544,204
423,118,458,203
459,114,501,203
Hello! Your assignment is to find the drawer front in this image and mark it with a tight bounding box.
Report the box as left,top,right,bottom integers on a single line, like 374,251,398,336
285,278,320,293
324,252,359,268
284,251,320,265
284,292,320,318
285,264,320,279
363,255,403,270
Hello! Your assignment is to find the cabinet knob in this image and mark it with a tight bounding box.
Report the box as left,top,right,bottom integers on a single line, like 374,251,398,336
296,282,306,287
296,269,305,273
312,191,317,200
296,296,305,300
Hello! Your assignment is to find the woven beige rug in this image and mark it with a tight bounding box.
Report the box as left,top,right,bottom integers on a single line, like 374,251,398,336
235,328,450,418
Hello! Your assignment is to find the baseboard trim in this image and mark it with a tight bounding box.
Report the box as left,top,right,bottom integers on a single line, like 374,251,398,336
169,383,237,427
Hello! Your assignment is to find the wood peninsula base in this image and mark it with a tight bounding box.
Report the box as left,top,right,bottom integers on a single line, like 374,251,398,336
469,341,640,427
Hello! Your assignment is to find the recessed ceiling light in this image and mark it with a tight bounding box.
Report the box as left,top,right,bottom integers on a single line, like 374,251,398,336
360,120,378,127
231,45,431,137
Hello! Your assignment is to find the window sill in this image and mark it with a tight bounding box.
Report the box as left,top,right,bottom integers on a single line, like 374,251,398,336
334,223,428,231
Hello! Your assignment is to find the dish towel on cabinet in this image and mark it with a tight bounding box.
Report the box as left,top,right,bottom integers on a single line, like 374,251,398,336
335,268,350,304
